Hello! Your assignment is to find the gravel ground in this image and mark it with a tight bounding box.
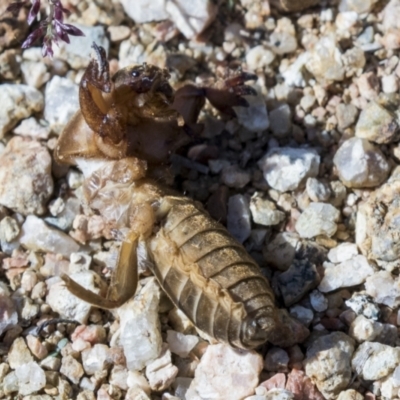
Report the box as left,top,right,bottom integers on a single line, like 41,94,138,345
2,0,400,399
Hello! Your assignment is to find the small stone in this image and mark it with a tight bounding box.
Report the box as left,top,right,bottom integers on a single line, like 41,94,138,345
60,355,84,385
44,76,79,135
146,343,178,391
0,216,19,243
3,371,18,395
227,194,251,243
8,337,34,369
0,137,53,215
250,193,285,226
40,356,61,371
345,293,381,320
15,361,46,395
277,260,319,307
275,0,319,12
14,117,51,140
21,61,50,89
258,147,320,192
285,369,324,400
26,335,48,360
186,344,262,400
296,202,340,239
334,137,390,188
355,101,399,144
327,243,358,263
365,271,400,308
309,290,328,312
337,389,364,400
300,95,316,112
269,104,291,138
71,325,107,345
339,0,377,13
221,165,251,189
246,45,275,70
0,49,20,81
349,315,384,342
304,332,355,399
82,344,111,375
318,255,374,293
117,278,162,371
382,74,399,93
306,178,331,202
46,272,103,324
0,84,43,138
335,103,358,130
289,305,314,327
356,72,380,100
233,95,270,132
52,25,110,69
264,347,289,372
166,330,199,358
263,232,300,271
351,341,400,380
20,216,80,257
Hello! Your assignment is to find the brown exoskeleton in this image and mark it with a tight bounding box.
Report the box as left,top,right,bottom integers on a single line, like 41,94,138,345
55,44,306,350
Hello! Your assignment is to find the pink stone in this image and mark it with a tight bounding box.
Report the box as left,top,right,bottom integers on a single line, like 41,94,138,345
285,369,324,400
26,334,48,360
71,325,107,345
259,373,286,391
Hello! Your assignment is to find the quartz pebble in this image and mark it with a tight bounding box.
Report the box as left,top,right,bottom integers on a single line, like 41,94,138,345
337,389,363,400
0,137,53,215
233,95,270,132
186,344,262,400
20,215,80,257
304,332,355,399
13,117,51,140
349,315,384,342
82,344,111,375
15,361,46,395
0,289,18,335
333,137,390,188
246,45,275,70
327,243,358,263
8,337,34,369
250,193,285,226
227,194,251,243
345,293,380,320
258,147,320,192
166,330,199,358
60,355,84,385
336,103,358,130
117,278,162,371
318,255,374,293
0,84,43,138
306,178,331,202
365,271,400,308
295,202,340,238
20,60,50,89
44,76,79,134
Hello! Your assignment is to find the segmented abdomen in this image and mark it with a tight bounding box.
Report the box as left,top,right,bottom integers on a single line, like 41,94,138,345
149,196,276,349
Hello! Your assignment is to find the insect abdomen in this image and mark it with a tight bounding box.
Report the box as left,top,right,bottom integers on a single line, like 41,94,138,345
150,197,276,349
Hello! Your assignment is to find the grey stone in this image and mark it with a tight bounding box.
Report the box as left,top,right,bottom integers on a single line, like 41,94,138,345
269,104,291,138
227,194,251,243
336,103,358,130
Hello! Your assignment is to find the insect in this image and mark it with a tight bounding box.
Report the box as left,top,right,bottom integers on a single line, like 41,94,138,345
55,44,301,350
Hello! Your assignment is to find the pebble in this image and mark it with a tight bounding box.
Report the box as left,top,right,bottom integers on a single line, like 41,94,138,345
295,202,340,238
285,369,324,400
345,293,381,320
258,147,320,192
289,305,314,326
46,273,102,324
335,103,358,130
327,243,358,263
8,337,34,369
44,76,79,134
309,290,328,312
60,355,84,385
186,344,263,400
119,0,168,23
0,49,20,81
246,45,275,70
382,74,399,94
52,24,110,69
233,95,270,132
0,84,43,138
337,389,363,400
277,0,319,12
355,101,399,144
349,315,384,342
82,344,111,375
264,347,289,372
351,341,400,380
0,290,18,335
221,165,251,188
304,332,355,399
20,215,80,257
117,278,162,371
166,330,199,358
145,343,178,391
72,324,107,344
339,0,377,13
15,361,46,395
269,104,291,138
13,117,51,140
365,271,400,308
263,232,299,271
306,178,331,202
227,194,251,243
26,334,48,360
333,137,390,188
0,216,19,243
249,193,285,226
318,255,374,293
20,60,50,89
382,0,400,49
0,137,53,215
277,259,319,307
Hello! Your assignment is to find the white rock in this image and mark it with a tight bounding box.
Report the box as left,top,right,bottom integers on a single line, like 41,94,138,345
166,330,199,358
295,202,340,238
365,271,400,308
319,255,374,292
339,0,377,13
8,338,34,369
145,343,178,391
15,361,46,395
119,0,169,23
345,293,381,320
60,355,84,385
44,76,79,134
82,344,111,375
21,61,50,89
351,341,400,380
349,315,384,342
282,52,310,87
13,117,51,140
227,194,251,243
110,366,129,390
0,137,53,215
233,95,269,132
186,344,263,400
3,371,18,395
46,272,102,324
246,45,275,70
336,389,364,400
382,74,399,94
52,25,110,69
0,84,43,138
258,147,320,192
306,178,331,202
127,370,151,394
327,243,358,263
333,137,390,188
0,292,18,335
20,215,80,257
250,193,285,226
117,278,162,371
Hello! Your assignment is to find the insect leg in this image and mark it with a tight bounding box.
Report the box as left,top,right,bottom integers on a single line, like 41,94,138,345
61,233,139,309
